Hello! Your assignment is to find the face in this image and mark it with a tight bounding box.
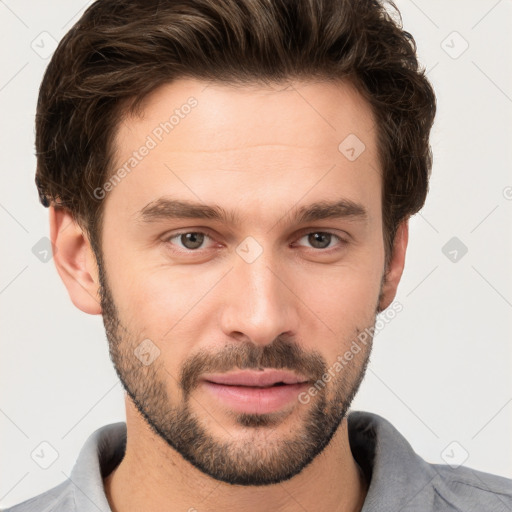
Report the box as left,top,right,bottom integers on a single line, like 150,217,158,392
97,78,386,485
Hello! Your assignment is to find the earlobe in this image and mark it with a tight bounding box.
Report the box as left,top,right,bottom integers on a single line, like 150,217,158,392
49,206,102,315
378,219,409,312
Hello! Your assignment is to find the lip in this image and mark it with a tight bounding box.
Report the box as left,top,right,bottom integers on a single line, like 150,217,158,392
200,370,311,415
202,369,310,387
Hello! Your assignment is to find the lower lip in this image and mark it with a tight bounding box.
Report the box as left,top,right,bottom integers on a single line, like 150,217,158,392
201,381,309,415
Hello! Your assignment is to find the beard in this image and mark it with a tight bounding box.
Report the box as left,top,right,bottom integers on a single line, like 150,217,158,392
98,256,378,486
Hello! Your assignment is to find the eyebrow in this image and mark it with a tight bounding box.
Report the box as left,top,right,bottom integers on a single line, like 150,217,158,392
135,197,368,226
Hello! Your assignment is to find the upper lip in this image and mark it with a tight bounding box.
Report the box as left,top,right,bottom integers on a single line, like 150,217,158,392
202,370,310,387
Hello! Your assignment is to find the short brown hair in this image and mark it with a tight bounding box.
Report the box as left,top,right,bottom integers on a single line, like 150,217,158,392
35,0,436,264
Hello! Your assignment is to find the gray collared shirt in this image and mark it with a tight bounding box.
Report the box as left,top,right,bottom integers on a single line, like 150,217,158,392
4,411,512,511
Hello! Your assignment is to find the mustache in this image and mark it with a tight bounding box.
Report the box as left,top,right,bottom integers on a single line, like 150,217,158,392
180,336,327,397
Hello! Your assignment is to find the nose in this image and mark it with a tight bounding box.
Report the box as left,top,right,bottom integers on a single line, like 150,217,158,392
219,249,300,346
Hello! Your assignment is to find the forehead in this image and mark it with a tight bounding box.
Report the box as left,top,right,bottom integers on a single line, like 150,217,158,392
119,78,377,152
106,78,381,227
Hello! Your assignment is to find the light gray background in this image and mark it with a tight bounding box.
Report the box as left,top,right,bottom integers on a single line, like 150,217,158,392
1,0,511,508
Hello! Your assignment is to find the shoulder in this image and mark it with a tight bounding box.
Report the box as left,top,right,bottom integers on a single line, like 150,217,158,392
428,463,512,511
347,410,512,511
2,422,125,512
2,479,75,512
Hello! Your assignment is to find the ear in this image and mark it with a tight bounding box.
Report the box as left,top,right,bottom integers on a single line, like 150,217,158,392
49,206,102,314
378,219,409,312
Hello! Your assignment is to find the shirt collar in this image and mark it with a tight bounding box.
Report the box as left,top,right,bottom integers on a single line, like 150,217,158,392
70,421,126,512
348,411,439,511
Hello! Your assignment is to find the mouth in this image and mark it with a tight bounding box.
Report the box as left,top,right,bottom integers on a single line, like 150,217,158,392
199,369,311,415
202,369,310,387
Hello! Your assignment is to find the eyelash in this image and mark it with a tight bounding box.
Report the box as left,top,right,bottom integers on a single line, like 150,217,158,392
163,229,348,254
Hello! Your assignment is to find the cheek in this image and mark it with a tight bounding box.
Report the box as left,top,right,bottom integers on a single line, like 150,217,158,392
108,264,219,367
307,276,378,326
300,241,382,308
118,270,198,327
291,258,382,359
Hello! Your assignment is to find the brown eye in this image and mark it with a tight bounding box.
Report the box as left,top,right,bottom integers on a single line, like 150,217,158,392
179,232,205,249
307,232,333,249
167,232,209,250
296,231,345,250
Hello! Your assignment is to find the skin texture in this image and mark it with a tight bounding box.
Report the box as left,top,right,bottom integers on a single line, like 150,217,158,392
50,78,408,512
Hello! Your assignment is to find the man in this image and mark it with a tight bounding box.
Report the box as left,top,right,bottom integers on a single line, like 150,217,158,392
5,0,512,511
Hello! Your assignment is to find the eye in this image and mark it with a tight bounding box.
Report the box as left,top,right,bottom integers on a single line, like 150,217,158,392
295,231,346,250
163,230,347,254
166,231,213,251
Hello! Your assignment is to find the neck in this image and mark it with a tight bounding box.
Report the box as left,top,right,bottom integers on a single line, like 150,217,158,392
104,401,368,512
